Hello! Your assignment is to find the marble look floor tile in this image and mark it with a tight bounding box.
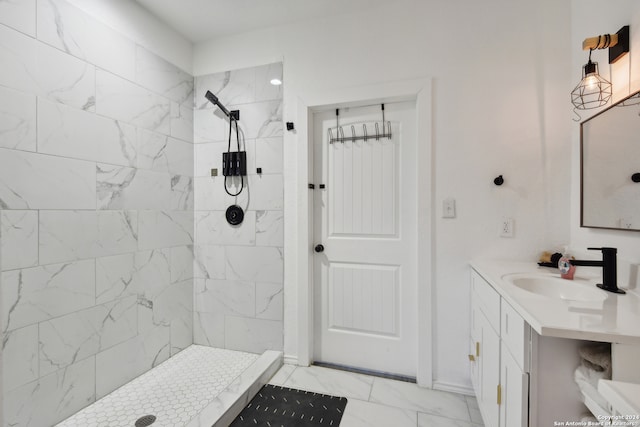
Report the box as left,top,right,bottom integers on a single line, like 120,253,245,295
369,377,471,421
268,364,295,386
419,412,483,427
340,398,417,427
283,366,374,401
466,395,484,424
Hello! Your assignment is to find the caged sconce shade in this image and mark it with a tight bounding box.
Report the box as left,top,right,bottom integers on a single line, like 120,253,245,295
571,49,612,110
571,26,630,111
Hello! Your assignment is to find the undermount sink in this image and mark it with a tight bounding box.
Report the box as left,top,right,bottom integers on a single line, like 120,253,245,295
504,274,608,302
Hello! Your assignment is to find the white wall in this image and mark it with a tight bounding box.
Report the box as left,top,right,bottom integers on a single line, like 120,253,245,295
194,0,573,390
570,1,640,263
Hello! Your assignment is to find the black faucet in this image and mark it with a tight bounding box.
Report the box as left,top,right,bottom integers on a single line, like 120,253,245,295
570,247,626,294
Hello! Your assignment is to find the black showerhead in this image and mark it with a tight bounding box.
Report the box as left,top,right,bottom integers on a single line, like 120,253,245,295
205,90,239,120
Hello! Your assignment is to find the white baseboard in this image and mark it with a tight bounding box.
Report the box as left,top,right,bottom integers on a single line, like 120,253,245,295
432,380,475,396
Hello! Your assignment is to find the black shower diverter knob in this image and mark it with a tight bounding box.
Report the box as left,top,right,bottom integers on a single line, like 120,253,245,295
226,205,244,225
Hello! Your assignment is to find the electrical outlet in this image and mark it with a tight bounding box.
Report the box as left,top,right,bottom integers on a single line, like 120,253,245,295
619,218,633,229
500,218,514,237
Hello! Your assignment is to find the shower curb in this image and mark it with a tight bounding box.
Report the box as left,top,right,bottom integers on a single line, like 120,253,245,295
186,350,283,427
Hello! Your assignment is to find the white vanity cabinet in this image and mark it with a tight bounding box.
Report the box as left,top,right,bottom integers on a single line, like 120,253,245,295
470,269,530,427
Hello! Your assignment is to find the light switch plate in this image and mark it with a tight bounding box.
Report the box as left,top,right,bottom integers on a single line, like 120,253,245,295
443,198,456,218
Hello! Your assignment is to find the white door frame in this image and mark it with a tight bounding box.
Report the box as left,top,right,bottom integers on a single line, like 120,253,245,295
283,77,433,387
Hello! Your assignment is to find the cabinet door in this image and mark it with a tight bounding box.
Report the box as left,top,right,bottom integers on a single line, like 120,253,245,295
478,310,500,427
469,338,479,392
500,342,529,427
469,291,481,394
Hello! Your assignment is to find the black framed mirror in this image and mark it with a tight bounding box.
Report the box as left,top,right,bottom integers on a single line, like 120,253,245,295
581,90,640,231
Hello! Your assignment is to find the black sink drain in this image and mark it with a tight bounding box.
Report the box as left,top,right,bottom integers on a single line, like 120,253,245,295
135,415,156,427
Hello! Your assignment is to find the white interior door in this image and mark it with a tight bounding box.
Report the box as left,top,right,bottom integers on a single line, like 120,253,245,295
312,101,418,377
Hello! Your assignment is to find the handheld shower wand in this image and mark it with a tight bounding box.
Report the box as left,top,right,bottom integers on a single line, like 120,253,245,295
205,90,239,120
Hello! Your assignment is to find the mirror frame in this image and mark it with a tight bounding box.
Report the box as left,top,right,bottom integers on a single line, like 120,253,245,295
580,89,640,232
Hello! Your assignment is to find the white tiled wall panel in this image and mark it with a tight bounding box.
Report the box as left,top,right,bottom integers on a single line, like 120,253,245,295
0,148,96,210
0,1,195,425
0,86,37,151
0,210,39,270
37,0,137,80
0,0,36,36
1,3,285,424
96,70,171,135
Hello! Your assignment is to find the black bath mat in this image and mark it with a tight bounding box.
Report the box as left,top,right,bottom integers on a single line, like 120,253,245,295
229,384,348,427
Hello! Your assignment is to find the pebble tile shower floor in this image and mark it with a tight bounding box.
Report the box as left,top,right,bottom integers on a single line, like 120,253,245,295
56,346,259,427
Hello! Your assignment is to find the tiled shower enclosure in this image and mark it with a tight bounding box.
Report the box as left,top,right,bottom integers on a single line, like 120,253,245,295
192,64,285,354
0,0,284,425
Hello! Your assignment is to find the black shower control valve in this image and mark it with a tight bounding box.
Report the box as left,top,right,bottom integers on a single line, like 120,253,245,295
226,205,244,225
257,167,262,174
222,151,247,176
286,122,295,131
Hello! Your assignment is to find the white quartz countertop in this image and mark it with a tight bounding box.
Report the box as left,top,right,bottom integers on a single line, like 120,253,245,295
470,260,640,344
598,380,640,418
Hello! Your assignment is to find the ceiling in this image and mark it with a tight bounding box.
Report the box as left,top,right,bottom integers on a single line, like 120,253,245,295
134,0,389,43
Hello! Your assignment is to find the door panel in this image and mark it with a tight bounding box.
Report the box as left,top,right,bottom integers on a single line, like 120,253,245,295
329,129,398,236
328,262,398,336
313,101,417,377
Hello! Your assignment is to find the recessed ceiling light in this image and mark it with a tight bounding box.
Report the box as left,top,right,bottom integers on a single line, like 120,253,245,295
270,78,282,86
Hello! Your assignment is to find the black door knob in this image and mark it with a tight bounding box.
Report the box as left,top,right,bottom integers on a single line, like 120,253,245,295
314,244,324,253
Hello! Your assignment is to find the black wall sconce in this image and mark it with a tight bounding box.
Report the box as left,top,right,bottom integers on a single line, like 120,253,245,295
571,26,630,111
494,175,504,186
631,172,640,183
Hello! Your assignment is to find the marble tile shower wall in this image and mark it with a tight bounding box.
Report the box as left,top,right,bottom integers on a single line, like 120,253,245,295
193,64,284,354
0,1,194,425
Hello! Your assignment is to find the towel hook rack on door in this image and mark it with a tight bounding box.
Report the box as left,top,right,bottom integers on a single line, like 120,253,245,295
328,104,392,144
